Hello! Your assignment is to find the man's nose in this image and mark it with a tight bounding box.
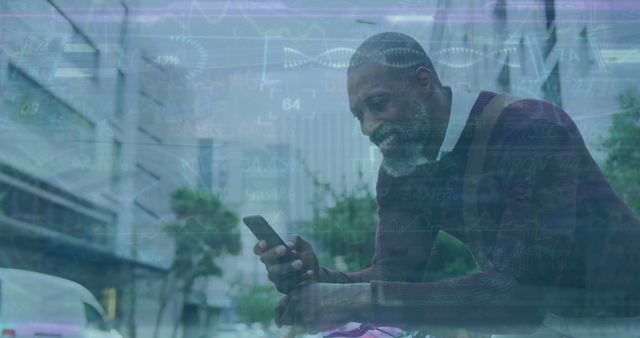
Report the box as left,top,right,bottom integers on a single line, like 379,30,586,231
360,113,381,137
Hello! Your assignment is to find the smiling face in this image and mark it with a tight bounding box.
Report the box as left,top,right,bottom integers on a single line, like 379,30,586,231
348,62,436,177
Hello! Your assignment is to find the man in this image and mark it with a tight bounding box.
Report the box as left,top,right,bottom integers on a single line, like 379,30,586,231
254,32,640,337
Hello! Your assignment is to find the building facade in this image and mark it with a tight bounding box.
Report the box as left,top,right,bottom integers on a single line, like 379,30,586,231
0,1,198,337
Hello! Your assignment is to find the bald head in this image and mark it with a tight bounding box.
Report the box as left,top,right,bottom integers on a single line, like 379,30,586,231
347,33,452,176
348,32,440,85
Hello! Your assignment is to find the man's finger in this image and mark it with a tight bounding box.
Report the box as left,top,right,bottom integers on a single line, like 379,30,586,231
253,240,267,255
270,271,312,293
268,260,304,275
298,250,316,266
293,272,315,288
293,236,311,251
259,245,287,264
269,267,312,283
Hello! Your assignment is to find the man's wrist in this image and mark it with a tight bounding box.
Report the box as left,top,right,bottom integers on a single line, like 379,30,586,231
317,266,328,283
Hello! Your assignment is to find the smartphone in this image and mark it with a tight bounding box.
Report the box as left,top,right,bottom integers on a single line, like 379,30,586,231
243,215,298,264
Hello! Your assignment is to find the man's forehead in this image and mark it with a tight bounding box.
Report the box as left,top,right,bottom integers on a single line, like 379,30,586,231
348,64,402,103
348,62,390,83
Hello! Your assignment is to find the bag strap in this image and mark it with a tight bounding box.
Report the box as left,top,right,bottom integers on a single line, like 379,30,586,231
463,93,519,271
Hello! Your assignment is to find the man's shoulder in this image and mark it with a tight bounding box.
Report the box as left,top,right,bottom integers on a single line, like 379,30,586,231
486,94,583,145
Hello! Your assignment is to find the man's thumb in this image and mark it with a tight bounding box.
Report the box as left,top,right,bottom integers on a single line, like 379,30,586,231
293,235,310,249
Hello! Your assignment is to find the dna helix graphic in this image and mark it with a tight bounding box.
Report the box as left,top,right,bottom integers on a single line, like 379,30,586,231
431,46,521,68
283,47,427,69
283,47,355,69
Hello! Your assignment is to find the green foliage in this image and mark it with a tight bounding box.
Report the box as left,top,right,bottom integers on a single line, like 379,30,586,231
602,88,640,215
301,172,378,271
163,188,241,290
234,283,279,328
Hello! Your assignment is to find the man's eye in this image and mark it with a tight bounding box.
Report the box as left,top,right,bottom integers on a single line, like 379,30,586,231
369,96,389,111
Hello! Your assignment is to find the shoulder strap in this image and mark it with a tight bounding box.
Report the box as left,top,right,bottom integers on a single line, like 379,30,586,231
463,93,519,271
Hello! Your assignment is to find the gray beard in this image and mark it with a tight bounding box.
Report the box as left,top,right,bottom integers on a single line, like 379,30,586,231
381,142,429,177
377,99,432,177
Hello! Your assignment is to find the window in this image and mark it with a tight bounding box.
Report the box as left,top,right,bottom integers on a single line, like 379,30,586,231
0,165,115,247
5,64,96,162
46,0,100,80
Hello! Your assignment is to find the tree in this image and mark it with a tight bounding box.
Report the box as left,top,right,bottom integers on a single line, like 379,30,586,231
301,171,378,271
601,88,640,215
302,170,477,280
233,282,279,330
152,188,241,338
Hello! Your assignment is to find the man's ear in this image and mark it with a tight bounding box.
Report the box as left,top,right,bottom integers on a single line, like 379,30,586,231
414,67,434,93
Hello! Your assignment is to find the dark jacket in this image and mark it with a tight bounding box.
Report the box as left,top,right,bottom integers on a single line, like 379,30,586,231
320,91,640,330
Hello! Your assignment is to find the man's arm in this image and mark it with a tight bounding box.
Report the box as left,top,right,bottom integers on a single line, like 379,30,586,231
254,205,438,293
320,208,439,284
368,119,581,330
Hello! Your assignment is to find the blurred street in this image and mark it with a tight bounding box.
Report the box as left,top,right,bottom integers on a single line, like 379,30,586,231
1,1,640,337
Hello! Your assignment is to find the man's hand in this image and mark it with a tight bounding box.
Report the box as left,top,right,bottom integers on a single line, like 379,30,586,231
275,283,373,334
253,236,320,294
